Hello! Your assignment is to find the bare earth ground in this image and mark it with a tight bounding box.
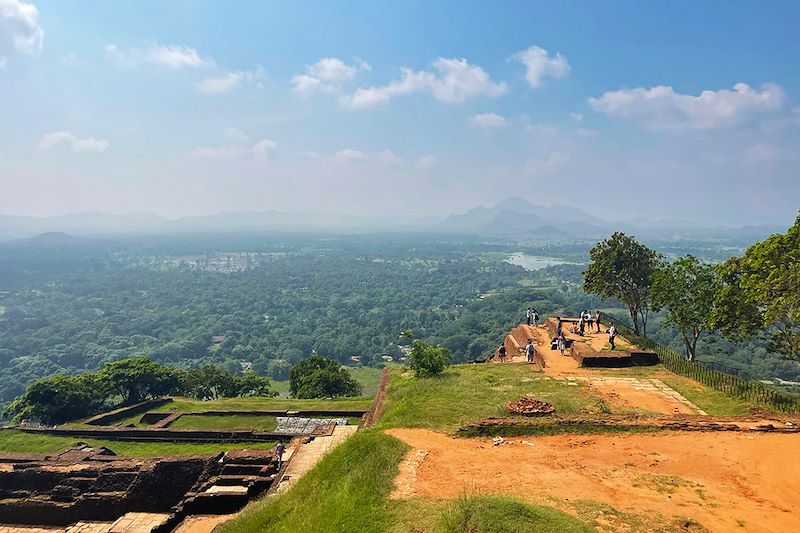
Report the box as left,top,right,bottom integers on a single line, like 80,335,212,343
386,428,800,533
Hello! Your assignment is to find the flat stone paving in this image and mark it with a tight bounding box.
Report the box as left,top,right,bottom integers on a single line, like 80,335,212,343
551,376,708,415
277,425,358,492
1,513,170,533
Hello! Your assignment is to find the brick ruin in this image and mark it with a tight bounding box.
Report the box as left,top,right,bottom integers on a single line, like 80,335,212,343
0,443,280,529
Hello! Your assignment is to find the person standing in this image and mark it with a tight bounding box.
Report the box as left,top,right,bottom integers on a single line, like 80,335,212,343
532,308,540,327
595,310,602,333
526,307,532,326
557,333,566,357
608,323,617,350
498,344,507,363
275,441,286,470
579,314,585,336
586,310,594,332
525,339,535,364
556,316,563,336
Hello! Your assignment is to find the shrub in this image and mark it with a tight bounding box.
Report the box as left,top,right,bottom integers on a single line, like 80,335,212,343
408,340,450,377
289,356,362,398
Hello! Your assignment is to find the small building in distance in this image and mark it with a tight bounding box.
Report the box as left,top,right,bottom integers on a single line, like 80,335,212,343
211,335,226,344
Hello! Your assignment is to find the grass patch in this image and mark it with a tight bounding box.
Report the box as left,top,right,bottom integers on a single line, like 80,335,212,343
166,396,373,413
168,414,279,431
0,429,276,457
573,499,706,532
219,430,408,533
655,372,754,416
437,495,591,533
378,364,606,432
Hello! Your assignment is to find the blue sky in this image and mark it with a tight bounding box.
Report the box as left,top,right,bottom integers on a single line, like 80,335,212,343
1,0,799,225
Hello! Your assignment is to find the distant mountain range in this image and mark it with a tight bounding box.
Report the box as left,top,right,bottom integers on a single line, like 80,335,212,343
0,198,787,242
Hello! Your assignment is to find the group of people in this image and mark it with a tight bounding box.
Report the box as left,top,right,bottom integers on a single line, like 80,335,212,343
525,307,540,327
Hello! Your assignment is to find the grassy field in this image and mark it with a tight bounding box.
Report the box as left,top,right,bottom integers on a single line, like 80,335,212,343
220,429,591,533
166,396,373,413
168,414,279,431
0,429,276,456
377,364,608,432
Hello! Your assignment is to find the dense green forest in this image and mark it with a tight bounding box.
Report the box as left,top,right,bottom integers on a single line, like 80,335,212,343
0,232,797,408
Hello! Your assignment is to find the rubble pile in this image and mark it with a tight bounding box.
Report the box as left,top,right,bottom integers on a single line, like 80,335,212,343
505,395,555,416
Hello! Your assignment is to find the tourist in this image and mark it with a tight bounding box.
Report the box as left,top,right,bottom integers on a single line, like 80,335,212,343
526,307,532,326
556,316,563,336
532,308,540,327
275,442,286,470
557,333,566,356
498,344,507,363
579,314,585,336
525,339,535,364
586,309,594,332
595,310,601,332
608,323,617,350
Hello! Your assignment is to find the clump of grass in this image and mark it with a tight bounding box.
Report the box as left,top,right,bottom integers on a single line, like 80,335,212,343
437,494,592,533
573,499,707,532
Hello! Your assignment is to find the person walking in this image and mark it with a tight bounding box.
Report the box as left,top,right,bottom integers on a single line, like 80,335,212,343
526,307,532,326
532,308,540,327
524,339,535,364
275,442,286,470
595,310,601,333
608,323,617,350
557,333,566,357
498,344,507,363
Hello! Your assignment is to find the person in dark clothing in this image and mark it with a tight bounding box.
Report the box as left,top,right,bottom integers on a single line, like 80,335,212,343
524,339,535,364
275,442,286,470
498,344,507,363
556,316,563,336
595,310,601,333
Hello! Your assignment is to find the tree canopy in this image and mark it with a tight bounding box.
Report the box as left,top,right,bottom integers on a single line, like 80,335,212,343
651,255,719,361
583,232,663,335
289,356,362,399
407,340,451,377
713,214,800,360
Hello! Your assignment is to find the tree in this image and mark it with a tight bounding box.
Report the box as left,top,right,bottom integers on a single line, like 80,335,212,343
583,232,663,335
234,372,274,397
712,214,800,359
651,256,719,361
407,340,450,377
3,373,109,425
289,356,362,399
101,357,182,404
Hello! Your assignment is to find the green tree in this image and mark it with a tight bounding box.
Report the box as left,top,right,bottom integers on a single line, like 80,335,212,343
234,372,274,397
289,356,362,399
101,357,182,404
712,214,800,359
408,340,450,377
2,372,109,425
651,255,719,361
583,232,663,335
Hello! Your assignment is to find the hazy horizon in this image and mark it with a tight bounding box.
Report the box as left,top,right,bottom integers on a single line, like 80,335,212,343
2,1,799,226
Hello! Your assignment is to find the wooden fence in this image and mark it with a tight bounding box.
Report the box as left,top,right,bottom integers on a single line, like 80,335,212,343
615,324,800,414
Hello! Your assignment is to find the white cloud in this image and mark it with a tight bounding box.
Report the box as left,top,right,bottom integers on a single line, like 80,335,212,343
525,151,569,174
589,82,785,132
471,112,507,128
197,67,264,94
292,57,369,94
252,138,277,155
376,149,402,165
569,112,583,122
224,128,250,143
0,0,43,68
106,41,213,69
347,58,506,109
511,45,569,88
146,42,212,68
416,154,437,170
334,148,369,161
38,131,109,153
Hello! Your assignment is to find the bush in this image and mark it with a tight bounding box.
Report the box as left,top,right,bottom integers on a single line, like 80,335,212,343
408,340,450,377
289,356,362,399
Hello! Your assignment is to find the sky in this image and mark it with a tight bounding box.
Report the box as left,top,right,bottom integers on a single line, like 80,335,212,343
1,0,799,225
